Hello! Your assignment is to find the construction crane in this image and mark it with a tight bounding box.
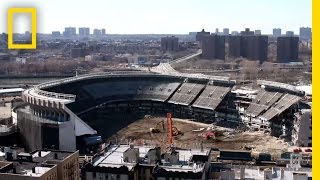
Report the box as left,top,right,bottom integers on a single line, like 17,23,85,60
167,112,173,144
166,112,183,145
149,113,182,145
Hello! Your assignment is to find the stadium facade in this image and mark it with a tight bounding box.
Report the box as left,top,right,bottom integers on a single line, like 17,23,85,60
17,71,307,152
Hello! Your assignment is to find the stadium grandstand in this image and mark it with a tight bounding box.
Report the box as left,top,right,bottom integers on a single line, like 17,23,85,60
15,72,306,154
242,80,305,134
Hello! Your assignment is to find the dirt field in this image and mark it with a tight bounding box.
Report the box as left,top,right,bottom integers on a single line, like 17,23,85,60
106,117,289,157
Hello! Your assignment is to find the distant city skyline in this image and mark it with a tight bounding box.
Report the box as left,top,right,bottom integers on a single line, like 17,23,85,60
0,0,311,34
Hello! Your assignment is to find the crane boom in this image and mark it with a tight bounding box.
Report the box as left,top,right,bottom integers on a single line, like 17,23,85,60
167,112,173,144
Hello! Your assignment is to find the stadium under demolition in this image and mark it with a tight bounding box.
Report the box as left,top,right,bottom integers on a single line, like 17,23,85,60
11,70,311,157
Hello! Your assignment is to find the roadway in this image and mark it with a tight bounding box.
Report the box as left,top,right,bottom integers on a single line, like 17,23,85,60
169,49,202,64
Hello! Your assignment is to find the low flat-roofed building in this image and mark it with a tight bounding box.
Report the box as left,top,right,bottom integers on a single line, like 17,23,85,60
84,144,155,180
0,53,10,61
0,158,58,180
83,144,211,180
0,148,79,180
153,147,210,180
0,88,24,98
209,163,312,179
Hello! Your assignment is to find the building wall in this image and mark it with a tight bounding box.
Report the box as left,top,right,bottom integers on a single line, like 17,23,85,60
273,28,282,37
293,111,312,147
215,36,226,60
241,35,268,63
240,28,254,36
196,30,210,42
228,36,241,57
161,37,179,52
85,172,129,180
299,27,311,41
202,35,225,60
17,105,79,151
79,28,90,37
55,151,80,180
17,110,43,151
58,119,76,151
202,36,215,59
277,37,299,62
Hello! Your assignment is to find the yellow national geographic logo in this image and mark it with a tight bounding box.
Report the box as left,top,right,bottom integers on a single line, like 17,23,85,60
7,7,37,49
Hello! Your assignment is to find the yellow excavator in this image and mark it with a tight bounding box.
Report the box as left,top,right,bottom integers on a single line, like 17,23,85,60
150,113,183,138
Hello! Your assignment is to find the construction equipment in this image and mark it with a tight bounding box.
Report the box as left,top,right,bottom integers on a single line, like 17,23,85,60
150,128,161,133
172,126,183,136
166,112,183,144
150,119,165,133
202,132,215,140
167,113,173,144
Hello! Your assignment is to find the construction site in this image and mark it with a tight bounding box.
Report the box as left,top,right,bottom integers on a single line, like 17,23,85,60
107,114,289,158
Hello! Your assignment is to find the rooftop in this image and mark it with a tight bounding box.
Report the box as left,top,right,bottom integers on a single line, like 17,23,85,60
0,103,11,119
32,150,75,163
0,148,76,177
0,160,56,177
93,144,153,171
296,85,312,96
91,145,210,173
0,88,24,95
159,147,210,173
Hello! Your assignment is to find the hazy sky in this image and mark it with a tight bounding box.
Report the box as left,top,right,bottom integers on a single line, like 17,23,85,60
0,0,312,34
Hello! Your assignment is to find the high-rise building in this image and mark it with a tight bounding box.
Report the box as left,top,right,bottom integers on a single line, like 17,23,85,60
102,28,106,35
196,29,210,42
273,28,282,38
63,27,76,37
277,36,299,62
231,31,239,36
286,31,294,37
92,29,106,37
201,35,225,60
299,27,311,41
79,27,90,37
228,35,268,63
161,36,179,52
228,35,241,57
215,28,219,34
255,30,261,35
241,35,268,63
52,31,61,38
240,28,254,36
223,28,230,35
93,29,102,36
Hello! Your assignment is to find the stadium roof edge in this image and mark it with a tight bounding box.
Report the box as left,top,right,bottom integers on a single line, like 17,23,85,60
257,80,304,95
